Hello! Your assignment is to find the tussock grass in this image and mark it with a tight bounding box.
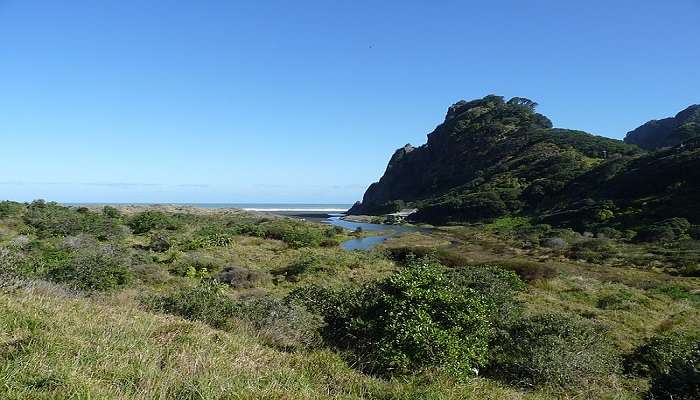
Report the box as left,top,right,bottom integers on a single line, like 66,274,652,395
1,284,540,400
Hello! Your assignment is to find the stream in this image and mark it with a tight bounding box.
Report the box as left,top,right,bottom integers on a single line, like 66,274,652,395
323,214,426,251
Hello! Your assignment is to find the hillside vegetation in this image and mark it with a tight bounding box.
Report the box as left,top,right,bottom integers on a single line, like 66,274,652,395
349,96,700,234
1,201,699,399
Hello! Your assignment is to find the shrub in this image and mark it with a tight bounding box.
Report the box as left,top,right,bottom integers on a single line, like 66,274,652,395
567,238,617,263
542,237,567,249
144,280,237,329
638,218,691,242
597,289,649,310
46,245,131,291
625,331,700,377
130,264,171,285
489,314,618,389
0,246,29,288
273,250,327,281
646,342,700,400
128,211,180,234
293,259,492,377
23,201,82,237
102,205,120,218
690,225,700,240
448,266,524,336
148,233,172,252
169,254,222,278
0,201,24,218
23,202,123,240
259,220,326,248
495,260,558,282
238,296,323,350
216,266,271,288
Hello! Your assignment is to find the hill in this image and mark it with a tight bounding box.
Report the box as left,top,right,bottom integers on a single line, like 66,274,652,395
624,105,700,150
349,96,700,233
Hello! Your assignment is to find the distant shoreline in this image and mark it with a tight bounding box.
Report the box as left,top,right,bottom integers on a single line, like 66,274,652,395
62,203,352,213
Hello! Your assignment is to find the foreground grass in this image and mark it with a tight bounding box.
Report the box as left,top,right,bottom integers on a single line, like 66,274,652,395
0,283,546,400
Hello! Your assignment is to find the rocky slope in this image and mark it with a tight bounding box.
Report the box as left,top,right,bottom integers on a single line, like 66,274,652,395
624,104,700,150
350,96,699,230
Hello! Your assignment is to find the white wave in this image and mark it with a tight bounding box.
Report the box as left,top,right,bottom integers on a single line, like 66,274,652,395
243,208,348,212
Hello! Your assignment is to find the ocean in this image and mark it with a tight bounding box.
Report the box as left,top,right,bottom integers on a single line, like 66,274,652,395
65,203,353,212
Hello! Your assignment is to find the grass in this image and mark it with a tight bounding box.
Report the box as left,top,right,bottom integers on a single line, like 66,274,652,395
1,203,699,399
1,282,551,400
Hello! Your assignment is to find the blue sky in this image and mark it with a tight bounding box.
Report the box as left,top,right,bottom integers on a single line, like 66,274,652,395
1,0,698,203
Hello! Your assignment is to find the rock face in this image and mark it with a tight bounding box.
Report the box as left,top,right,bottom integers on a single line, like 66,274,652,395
350,95,700,229
624,105,700,150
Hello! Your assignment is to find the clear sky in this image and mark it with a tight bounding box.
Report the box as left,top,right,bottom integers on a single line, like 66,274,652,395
1,0,698,203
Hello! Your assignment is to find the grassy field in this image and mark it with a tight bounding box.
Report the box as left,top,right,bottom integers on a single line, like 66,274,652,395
1,202,698,399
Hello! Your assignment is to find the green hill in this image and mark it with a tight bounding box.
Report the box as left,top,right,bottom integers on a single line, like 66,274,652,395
349,96,700,233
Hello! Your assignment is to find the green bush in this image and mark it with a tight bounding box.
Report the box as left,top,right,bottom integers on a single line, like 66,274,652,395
0,201,24,218
238,296,323,350
22,201,122,240
489,314,618,389
128,211,181,234
625,331,700,377
148,233,172,252
144,280,237,329
495,260,558,282
102,205,120,218
637,218,691,242
259,220,326,248
567,238,617,263
47,245,131,291
273,250,328,281
293,259,492,377
448,266,524,340
646,342,700,400
597,289,649,310
0,246,30,288
216,266,271,288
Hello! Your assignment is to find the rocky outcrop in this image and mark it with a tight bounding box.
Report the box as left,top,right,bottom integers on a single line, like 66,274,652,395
624,105,700,150
349,96,700,229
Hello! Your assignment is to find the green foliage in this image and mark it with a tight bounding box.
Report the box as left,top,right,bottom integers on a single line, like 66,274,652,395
148,233,172,252
216,265,271,288
567,238,617,263
646,341,700,400
238,296,323,350
0,201,24,218
625,331,700,377
638,218,691,242
493,260,558,282
144,280,237,329
258,219,327,248
596,289,648,310
448,266,524,336
46,245,131,291
102,205,120,218
293,260,492,377
489,314,618,389
128,211,181,234
0,246,29,287
22,201,122,240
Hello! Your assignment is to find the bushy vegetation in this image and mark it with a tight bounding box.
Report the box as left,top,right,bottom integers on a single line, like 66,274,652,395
128,210,182,234
2,201,699,398
46,244,132,291
646,342,700,400
488,314,618,389
625,330,700,377
294,259,492,377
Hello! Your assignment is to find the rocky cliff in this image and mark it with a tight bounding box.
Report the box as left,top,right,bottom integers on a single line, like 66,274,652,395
350,95,700,230
624,105,700,150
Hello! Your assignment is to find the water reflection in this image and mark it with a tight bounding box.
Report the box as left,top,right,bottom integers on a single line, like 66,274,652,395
323,214,424,251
